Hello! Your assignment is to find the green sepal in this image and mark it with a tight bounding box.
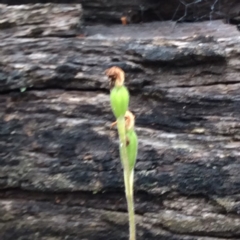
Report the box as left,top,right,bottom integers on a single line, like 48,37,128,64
110,86,129,118
126,129,138,171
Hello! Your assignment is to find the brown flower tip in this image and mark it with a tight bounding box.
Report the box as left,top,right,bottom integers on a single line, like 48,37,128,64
121,16,128,25
110,110,135,131
105,66,125,88
125,110,135,130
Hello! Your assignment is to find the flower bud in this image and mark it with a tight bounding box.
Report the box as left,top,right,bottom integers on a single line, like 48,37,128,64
126,129,138,170
110,86,129,118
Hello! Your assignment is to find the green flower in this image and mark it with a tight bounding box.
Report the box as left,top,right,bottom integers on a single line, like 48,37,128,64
126,129,138,170
110,86,129,118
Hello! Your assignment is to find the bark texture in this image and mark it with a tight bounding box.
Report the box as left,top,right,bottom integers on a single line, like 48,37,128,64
1,2,240,240
0,3,83,38
1,0,240,24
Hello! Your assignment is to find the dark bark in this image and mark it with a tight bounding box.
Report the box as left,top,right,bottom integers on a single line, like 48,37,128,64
1,2,240,240
0,4,83,38
0,0,240,24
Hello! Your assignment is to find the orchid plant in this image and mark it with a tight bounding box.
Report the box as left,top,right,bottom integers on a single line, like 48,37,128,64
105,67,138,240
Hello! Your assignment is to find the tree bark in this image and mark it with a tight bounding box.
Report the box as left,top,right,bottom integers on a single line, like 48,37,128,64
0,3,83,38
1,3,240,240
1,0,240,23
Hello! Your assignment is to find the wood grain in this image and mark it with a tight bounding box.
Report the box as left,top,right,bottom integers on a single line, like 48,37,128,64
1,3,240,240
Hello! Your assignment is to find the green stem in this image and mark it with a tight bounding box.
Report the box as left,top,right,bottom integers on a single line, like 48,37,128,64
117,116,136,240
124,170,135,240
